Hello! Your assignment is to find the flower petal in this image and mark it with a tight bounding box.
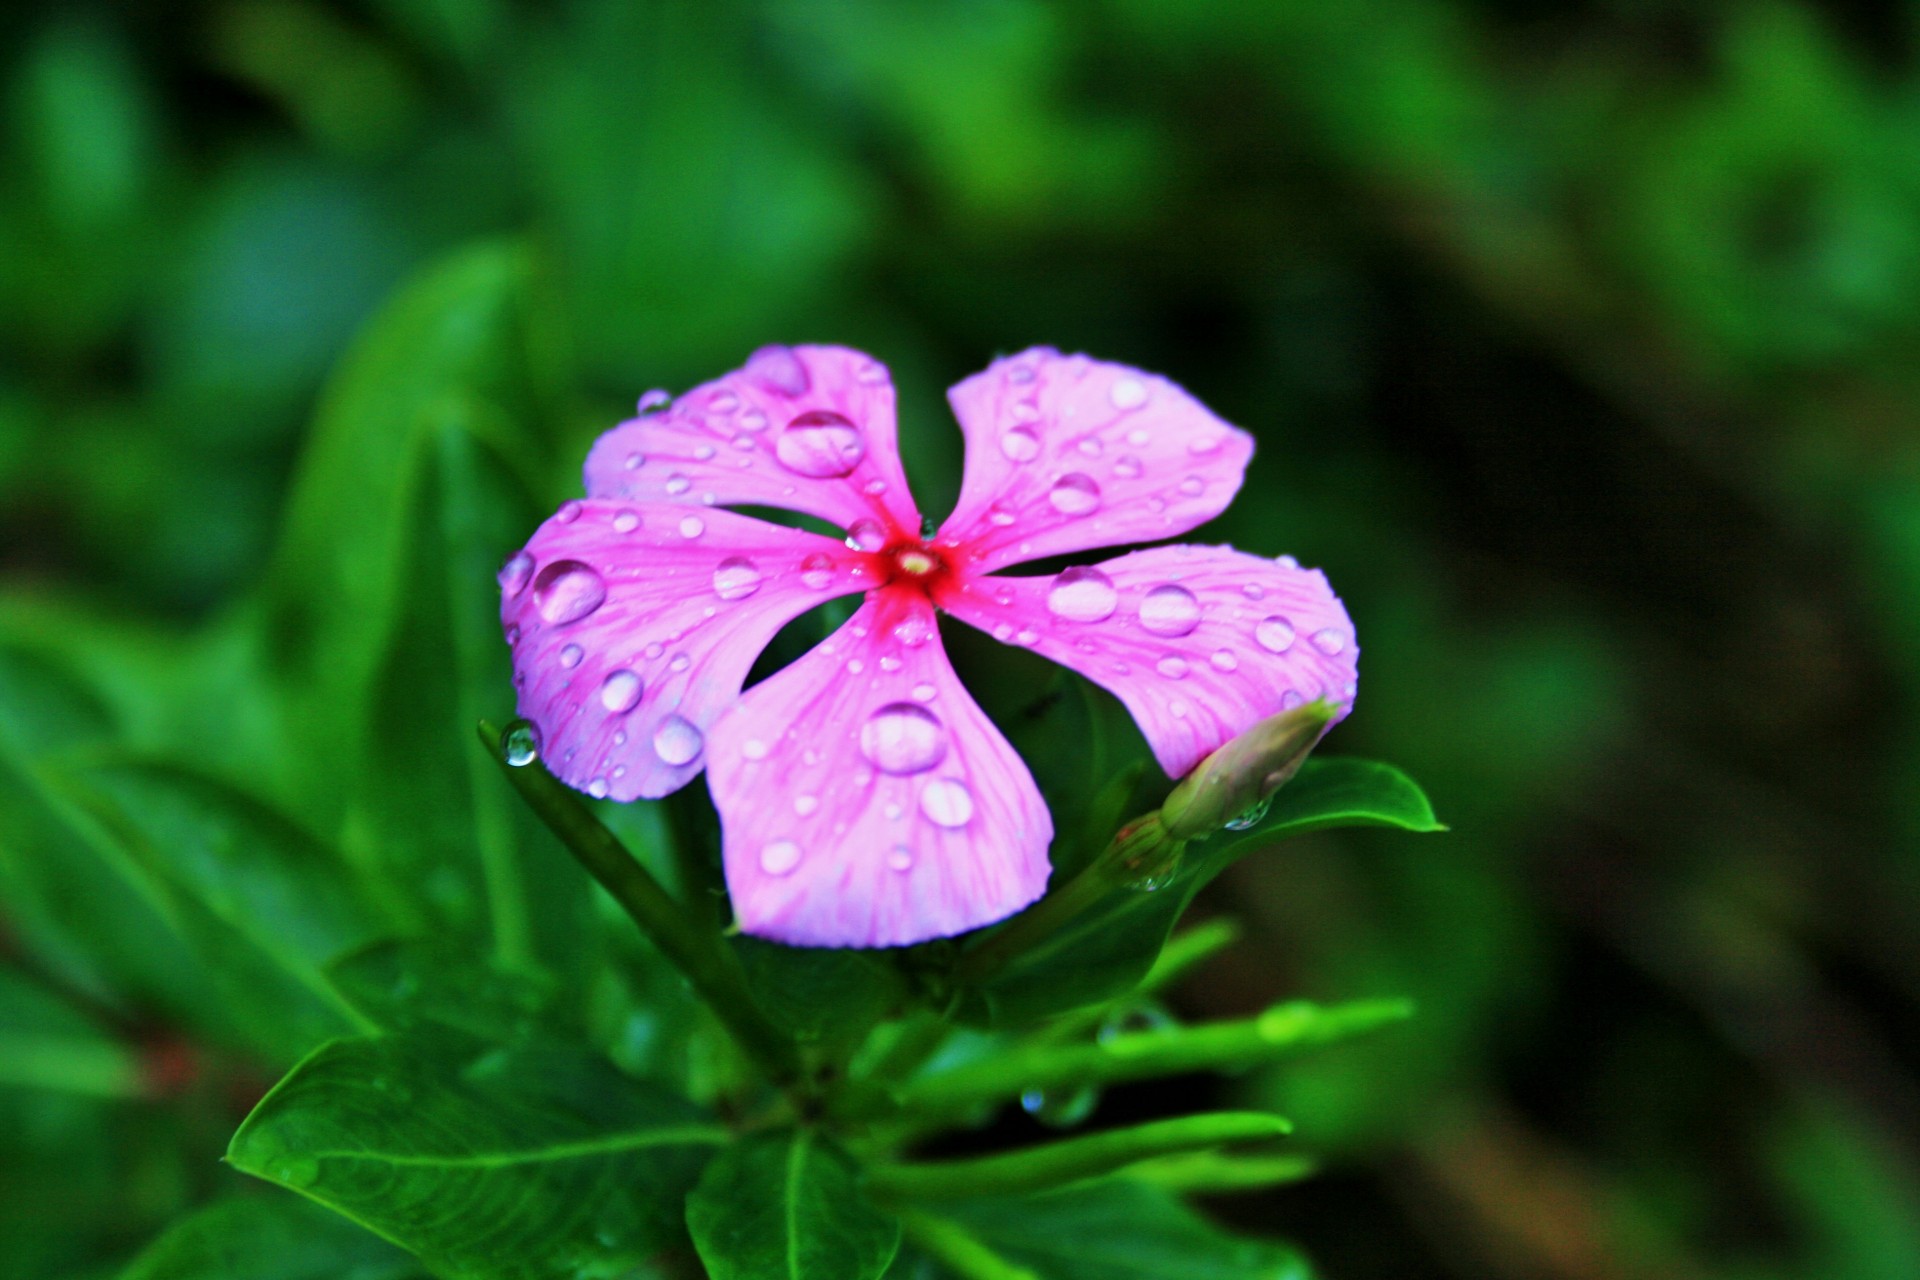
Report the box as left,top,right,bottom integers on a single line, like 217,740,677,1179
500,500,868,801
584,344,921,541
938,545,1358,778
705,591,1052,948
935,349,1254,573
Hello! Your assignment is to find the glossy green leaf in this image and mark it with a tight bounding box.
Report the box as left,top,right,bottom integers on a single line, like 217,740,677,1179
732,937,904,1050
687,1130,901,1280
957,758,1439,1026
117,1193,424,1280
228,1033,724,1279
924,1179,1314,1280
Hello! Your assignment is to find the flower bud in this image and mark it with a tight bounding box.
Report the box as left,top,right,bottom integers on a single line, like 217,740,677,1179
1159,699,1340,841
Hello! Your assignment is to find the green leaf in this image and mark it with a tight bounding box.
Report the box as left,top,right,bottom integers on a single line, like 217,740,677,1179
958,758,1439,1026
51,756,381,1057
325,938,560,1044
732,937,904,1050
687,1130,901,1280
117,1193,425,1280
229,1033,725,1279
925,1179,1314,1280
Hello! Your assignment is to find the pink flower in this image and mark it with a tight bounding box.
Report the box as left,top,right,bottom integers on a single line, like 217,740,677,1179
499,346,1358,948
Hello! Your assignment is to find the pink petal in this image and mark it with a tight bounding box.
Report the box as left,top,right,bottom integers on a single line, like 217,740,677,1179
499,500,868,801
935,349,1254,573
705,590,1053,948
585,344,921,545
938,545,1358,778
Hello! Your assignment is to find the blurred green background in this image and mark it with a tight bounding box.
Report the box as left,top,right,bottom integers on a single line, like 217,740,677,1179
4,0,1920,1276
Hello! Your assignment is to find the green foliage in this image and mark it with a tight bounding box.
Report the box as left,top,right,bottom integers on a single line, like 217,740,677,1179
116,1195,425,1280
687,1132,901,1280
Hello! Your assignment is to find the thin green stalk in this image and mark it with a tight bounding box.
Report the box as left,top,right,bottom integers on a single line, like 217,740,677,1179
868,1111,1291,1201
842,998,1411,1124
0,1033,146,1098
479,721,801,1089
1124,1149,1319,1193
895,1209,1040,1280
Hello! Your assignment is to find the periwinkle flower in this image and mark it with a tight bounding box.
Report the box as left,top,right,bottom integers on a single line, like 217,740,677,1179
499,346,1358,946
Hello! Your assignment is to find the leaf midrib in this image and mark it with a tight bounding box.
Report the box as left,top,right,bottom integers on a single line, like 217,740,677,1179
295,1124,729,1171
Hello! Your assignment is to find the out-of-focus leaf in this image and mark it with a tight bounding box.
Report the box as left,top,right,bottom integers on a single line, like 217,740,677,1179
325,938,559,1044
50,757,381,1058
116,1193,424,1280
228,1034,723,1278
732,936,904,1050
958,758,1439,1025
687,1130,901,1280
919,1179,1313,1280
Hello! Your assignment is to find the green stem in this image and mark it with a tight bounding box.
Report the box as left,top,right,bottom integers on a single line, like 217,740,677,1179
480,721,801,1089
1124,1149,1319,1193
1030,917,1244,1048
0,1033,146,1098
952,814,1181,987
895,1209,1040,1280
868,1111,1291,1200
844,998,1411,1124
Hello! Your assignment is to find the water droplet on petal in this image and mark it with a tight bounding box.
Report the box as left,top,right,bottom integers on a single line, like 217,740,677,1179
760,839,803,875
559,643,584,669
1048,472,1101,517
652,715,703,765
1178,476,1205,497
624,452,646,471
1156,655,1190,679
742,738,769,760
1048,566,1118,622
711,556,762,601
845,518,886,551
692,444,716,461
599,669,642,713
919,778,974,827
1189,435,1223,455
987,503,1018,526
1139,584,1202,637
669,652,691,672
789,553,831,590
1127,428,1151,447
775,410,865,478
1223,796,1273,831
556,500,583,523
746,344,811,396
532,561,607,625
1209,648,1239,672
1016,629,1038,645
498,552,534,596
1113,454,1144,479
611,510,641,534
1311,628,1347,655
911,682,936,702
1007,362,1035,384
1282,690,1303,710
892,614,933,648
637,389,671,413
887,845,914,871
588,777,609,798
502,720,541,766
1109,377,1149,409
1255,616,1296,652
861,703,948,775
708,391,739,414
1000,426,1041,462
678,516,705,539
793,793,819,816
1275,554,1299,569
1076,437,1103,458
665,473,691,495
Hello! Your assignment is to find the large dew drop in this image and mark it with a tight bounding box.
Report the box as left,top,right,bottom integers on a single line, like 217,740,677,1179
653,714,704,766
1000,426,1041,462
859,703,948,775
1310,627,1347,655
1047,566,1118,622
498,551,534,596
1254,615,1296,653
1109,376,1149,410
759,839,803,876
800,553,835,589
599,669,642,713
775,410,866,478
532,561,607,626
845,518,887,551
1047,472,1101,517
1138,584,1201,637
919,778,975,827
711,556,762,601
746,344,811,397
502,720,541,767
